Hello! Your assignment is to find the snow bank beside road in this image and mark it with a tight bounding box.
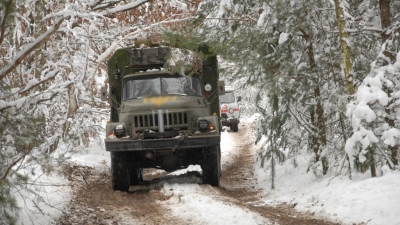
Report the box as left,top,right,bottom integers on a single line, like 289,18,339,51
14,169,71,225
252,118,400,225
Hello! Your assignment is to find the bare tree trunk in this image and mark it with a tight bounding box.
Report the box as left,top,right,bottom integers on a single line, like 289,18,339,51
379,0,391,43
384,97,398,168
299,28,329,175
34,0,47,91
339,114,352,179
63,83,78,139
67,83,78,119
333,0,358,176
0,0,14,45
333,0,355,96
379,0,398,168
370,157,377,177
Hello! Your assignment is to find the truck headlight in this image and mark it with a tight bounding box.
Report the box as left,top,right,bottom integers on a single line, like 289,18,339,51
198,120,209,130
114,124,126,138
198,119,215,131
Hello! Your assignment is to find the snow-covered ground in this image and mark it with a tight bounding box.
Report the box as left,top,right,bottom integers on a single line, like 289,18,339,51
255,151,400,225
159,182,270,225
14,117,400,225
248,112,400,225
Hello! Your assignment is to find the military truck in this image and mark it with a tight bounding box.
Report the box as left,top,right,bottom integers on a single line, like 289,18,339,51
101,38,224,191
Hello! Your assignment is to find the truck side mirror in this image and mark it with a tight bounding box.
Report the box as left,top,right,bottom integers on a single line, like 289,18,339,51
101,86,108,101
217,81,225,95
237,96,242,102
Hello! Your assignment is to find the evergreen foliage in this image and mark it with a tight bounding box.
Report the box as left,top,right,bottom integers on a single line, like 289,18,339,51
0,180,18,225
196,0,399,187
346,45,400,175
257,92,287,189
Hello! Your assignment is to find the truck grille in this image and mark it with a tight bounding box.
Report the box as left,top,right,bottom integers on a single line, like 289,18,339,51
132,111,188,131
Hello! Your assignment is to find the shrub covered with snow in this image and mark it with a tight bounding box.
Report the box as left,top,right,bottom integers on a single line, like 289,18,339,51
346,51,400,174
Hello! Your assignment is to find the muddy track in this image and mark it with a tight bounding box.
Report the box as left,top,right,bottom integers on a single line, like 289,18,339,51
57,165,194,225
57,123,340,225
218,124,339,225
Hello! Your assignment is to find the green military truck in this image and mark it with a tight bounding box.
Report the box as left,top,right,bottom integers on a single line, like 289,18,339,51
101,38,224,191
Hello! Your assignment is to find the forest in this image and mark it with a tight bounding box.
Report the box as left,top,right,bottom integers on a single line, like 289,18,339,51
1,0,399,224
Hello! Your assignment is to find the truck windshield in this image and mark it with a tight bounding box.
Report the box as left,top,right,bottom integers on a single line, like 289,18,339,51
123,76,202,100
219,91,235,103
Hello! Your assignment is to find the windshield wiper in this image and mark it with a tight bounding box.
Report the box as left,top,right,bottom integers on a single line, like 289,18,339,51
125,97,142,100
170,93,187,96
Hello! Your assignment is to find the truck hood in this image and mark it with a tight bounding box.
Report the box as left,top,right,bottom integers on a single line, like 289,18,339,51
120,95,208,112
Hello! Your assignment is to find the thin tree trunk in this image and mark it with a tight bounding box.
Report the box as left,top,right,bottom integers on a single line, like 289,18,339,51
0,0,14,45
379,0,391,43
333,0,358,176
63,83,78,139
339,113,352,179
384,98,398,168
379,0,398,168
34,0,46,90
333,0,355,96
299,28,329,175
370,155,377,177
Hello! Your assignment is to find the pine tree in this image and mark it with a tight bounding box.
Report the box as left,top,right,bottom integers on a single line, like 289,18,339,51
345,0,400,177
196,0,399,181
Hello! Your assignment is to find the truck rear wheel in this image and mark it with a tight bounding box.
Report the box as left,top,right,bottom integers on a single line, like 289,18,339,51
202,146,221,187
111,152,130,192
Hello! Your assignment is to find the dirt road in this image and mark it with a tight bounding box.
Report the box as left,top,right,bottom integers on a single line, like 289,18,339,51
57,123,339,225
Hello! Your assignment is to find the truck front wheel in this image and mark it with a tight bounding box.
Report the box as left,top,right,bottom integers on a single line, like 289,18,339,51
130,168,143,185
202,146,221,187
111,152,130,192
231,123,239,132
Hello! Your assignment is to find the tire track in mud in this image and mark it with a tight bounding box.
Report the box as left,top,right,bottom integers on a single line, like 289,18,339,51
57,123,340,225
218,123,340,225
57,165,192,225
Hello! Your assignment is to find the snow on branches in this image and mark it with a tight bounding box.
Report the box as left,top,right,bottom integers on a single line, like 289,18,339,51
346,51,400,172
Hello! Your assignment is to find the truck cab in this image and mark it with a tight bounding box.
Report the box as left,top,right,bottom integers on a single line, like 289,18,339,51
220,86,241,132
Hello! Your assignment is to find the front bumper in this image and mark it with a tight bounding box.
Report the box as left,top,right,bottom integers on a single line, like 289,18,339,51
105,134,220,152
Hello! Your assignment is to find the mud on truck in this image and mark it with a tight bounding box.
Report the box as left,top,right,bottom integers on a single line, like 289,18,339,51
101,38,225,191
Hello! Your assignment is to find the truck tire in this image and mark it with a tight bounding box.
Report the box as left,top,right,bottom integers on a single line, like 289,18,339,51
231,123,239,132
202,146,221,187
129,168,143,185
111,152,130,192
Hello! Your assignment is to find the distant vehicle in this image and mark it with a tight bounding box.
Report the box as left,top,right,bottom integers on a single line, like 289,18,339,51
219,86,241,132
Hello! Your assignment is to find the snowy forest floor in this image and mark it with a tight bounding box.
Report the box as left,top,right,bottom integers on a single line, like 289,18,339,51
55,123,339,225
